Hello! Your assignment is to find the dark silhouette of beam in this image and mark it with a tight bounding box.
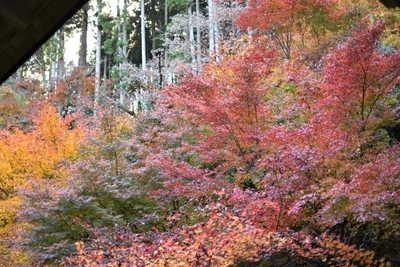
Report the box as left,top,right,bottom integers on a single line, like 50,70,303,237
379,0,400,8
0,0,89,85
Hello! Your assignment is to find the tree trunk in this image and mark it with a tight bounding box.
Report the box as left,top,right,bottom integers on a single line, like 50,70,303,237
141,0,147,71
95,0,103,108
37,48,47,86
214,8,220,62
104,54,107,93
123,0,128,59
50,31,58,86
151,0,156,51
78,3,89,68
57,25,65,80
189,4,195,65
117,0,123,105
117,0,122,59
208,0,215,58
164,0,168,82
196,0,201,67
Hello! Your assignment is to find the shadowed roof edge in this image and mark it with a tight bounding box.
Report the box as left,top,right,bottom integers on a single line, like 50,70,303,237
0,0,89,85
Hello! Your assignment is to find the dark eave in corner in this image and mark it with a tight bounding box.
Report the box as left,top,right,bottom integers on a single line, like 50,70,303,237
0,0,89,85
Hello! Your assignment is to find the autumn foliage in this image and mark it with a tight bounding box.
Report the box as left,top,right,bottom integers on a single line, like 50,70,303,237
60,17,400,266
235,0,343,58
1,1,400,266
0,100,83,265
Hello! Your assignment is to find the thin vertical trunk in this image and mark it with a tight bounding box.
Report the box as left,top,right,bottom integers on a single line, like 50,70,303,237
95,0,103,108
208,0,215,57
158,51,162,87
189,3,195,64
50,32,58,86
164,0,168,82
79,3,89,68
214,8,220,62
36,47,47,87
137,0,146,113
196,0,201,66
117,0,122,57
141,0,147,71
117,0,124,105
119,80,125,105
151,0,156,51
40,52,47,87
123,0,128,58
103,54,107,93
104,55,107,81
57,25,65,80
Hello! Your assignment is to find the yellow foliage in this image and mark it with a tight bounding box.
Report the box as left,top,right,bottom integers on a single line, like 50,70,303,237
0,104,83,195
0,103,84,265
28,105,83,180
0,130,30,199
0,197,30,267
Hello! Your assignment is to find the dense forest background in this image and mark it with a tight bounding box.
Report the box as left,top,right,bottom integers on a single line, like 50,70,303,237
1,0,400,266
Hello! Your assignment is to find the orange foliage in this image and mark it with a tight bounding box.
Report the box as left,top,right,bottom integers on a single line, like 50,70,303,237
0,104,82,191
0,102,83,264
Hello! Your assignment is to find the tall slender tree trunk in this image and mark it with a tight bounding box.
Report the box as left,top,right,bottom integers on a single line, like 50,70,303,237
117,0,124,105
196,0,201,67
136,0,147,113
37,48,47,87
164,0,169,83
208,0,220,61
95,0,103,109
79,3,89,68
104,57,108,81
189,4,195,65
208,0,215,57
103,54,107,93
214,9,220,62
117,0,122,57
122,0,128,59
141,0,147,71
151,0,156,51
50,31,58,87
57,25,65,80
